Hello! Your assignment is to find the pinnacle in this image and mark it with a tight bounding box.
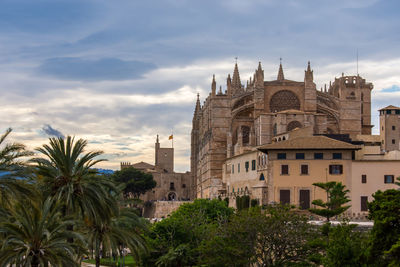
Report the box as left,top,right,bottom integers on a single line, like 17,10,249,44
277,63,284,81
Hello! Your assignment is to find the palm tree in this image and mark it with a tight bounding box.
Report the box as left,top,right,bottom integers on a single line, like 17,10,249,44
0,196,86,267
0,128,34,208
30,136,117,222
85,206,148,267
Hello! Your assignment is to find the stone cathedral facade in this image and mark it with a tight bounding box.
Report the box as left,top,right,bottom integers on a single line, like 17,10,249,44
191,61,374,199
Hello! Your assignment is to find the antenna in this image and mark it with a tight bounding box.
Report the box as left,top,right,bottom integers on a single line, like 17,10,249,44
356,49,359,76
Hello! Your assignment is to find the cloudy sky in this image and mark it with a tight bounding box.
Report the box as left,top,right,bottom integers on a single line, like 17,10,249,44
1,0,400,172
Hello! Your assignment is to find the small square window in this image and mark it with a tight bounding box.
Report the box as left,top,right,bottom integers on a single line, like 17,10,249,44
245,161,249,172
329,165,343,175
301,164,309,175
281,165,289,175
392,125,396,130
361,175,367,184
384,175,394,184
251,160,256,170
277,153,286,159
392,139,396,144
314,153,324,159
296,153,305,159
182,184,186,188
332,153,342,159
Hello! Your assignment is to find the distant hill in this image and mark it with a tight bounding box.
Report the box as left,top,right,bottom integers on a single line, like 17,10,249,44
95,168,115,175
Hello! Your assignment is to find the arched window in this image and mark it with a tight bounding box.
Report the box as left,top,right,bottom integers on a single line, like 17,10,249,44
242,126,250,144
270,90,300,112
259,173,265,181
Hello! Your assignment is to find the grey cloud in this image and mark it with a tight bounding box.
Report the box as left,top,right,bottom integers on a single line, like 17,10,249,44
42,124,65,138
37,57,156,81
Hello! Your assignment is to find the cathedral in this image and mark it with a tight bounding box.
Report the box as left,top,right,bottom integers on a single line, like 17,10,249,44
190,61,374,199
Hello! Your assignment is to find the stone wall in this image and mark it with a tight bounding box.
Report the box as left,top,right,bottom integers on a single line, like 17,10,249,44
143,201,193,219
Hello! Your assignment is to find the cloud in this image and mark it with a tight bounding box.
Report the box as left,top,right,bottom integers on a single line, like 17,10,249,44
380,85,400,93
37,57,156,81
42,124,64,138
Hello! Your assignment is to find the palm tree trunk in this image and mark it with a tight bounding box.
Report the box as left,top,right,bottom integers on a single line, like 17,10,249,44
95,239,102,267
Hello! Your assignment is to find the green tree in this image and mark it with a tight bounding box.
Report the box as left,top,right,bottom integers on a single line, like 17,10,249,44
86,207,148,267
31,136,117,222
142,199,233,266
0,196,85,267
368,189,400,266
0,128,34,207
112,167,156,199
200,205,318,266
309,181,350,221
322,223,368,267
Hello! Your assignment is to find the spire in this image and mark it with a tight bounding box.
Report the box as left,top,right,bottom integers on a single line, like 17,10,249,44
232,63,241,90
304,61,313,82
255,61,264,88
195,93,201,113
218,86,222,95
156,134,159,144
211,74,216,96
227,74,232,95
277,59,284,81
257,61,263,72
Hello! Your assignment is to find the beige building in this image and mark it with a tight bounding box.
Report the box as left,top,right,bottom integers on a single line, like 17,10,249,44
257,135,359,210
121,135,193,202
191,61,374,199
380,105,400,152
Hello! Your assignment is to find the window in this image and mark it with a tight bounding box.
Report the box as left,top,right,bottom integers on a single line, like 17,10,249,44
281,164,289,175
232,187,235,193
396,110,400,114
384,175,394,184
232,164,234,174
332,153,342,159
182,184,186,188
387,110,392,114
245,161,249,172
296,153,305,159
238,163,240,173
393,126,396,130
392,139,396,144
329,165,343,175
277,153,286,159
259,174,265,181
361,196,368,212
170,182,175,190
362,175,367,184
314,153,324,159
251,160,256,170
301,164,309,175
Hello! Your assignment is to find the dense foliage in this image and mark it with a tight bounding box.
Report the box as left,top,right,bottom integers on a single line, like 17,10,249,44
111,167,156,199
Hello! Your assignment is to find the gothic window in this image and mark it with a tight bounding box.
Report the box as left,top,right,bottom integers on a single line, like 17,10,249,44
242,126,250,144
270,90,300,112
287,121,302,132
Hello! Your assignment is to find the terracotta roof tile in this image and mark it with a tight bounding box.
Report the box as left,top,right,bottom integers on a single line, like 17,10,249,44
379,105,400,110
258,136,360,151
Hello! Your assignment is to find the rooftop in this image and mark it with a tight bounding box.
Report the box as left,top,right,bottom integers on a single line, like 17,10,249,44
258,135,361,151
379,105,400,111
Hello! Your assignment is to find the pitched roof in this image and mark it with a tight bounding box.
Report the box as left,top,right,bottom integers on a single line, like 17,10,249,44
379,105,400,111
132,161,155,170
258,136,360,151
